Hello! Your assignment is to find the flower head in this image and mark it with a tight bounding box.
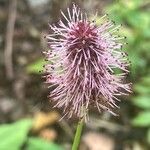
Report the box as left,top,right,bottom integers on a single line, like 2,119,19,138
44,4,131,120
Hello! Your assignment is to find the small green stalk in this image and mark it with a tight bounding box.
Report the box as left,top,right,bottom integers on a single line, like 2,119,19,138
72,118,84,150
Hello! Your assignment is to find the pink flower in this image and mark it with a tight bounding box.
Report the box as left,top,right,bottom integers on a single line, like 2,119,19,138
43,4,131,120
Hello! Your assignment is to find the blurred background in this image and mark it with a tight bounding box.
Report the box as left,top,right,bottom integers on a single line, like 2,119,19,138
0,0,150,149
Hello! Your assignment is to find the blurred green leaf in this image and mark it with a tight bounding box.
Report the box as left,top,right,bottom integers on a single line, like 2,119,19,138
121,27,134,44
132,96,150,109
140,42,150,55
129,52,140,77
143,29,150,38
105,0,144,22
134,84,150,94
141,76,150,85
132,111,150,127
26,137,63,150
26,59,45,74
120,0,143,10
105,4,126,23
0,119,32,150
126,11,150,31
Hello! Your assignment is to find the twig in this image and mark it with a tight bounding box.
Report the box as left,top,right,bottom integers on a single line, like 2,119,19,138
87,117,129,132
4,0,17,80
58,119,74,139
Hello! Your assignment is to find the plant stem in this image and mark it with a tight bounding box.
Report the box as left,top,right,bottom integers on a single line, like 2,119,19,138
72,118,84,150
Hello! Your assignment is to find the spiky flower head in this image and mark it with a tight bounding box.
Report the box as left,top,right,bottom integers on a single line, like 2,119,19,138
43,4,131,120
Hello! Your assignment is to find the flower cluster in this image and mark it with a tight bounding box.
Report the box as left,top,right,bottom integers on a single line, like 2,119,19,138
43,4,131,120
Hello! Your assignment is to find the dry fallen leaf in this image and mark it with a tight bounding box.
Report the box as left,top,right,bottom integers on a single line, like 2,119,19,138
39,128,57,141
32,111,60,131
81,132,115,150
132,142,145,150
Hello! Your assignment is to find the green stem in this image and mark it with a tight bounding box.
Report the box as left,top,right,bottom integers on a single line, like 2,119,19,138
72,118,84,150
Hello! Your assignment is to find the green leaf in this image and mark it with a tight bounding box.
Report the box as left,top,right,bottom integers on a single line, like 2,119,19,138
129,51,141,77
132,111,150,127
121,0,143,10
143,29,150,38
105,4,126,23
134,84,150,94
0,119,32,150
132,96,150,109
141,76,150,85
26,59,45,74
26,137,64,150
127,11,150,31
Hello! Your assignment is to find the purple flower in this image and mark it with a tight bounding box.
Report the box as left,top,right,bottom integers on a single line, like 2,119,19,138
43,4,131,120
